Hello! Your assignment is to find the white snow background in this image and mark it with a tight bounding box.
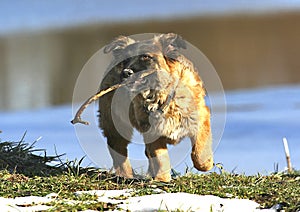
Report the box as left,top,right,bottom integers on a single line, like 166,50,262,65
1,85,299,175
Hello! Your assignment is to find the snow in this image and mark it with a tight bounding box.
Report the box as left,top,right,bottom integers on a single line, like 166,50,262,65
117,192,261,212
0,85,299,175
0,189,274,212
0,195,53,211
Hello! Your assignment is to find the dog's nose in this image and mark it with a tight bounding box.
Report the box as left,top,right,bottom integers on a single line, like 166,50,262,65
121,68,134,80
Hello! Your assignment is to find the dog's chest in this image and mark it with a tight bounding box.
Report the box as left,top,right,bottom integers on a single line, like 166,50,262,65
129,72,200,141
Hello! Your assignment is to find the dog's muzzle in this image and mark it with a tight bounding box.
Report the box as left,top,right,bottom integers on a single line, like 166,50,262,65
122,68,151,91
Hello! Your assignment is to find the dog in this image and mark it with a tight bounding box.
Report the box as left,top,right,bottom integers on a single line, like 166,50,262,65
98,33,213,182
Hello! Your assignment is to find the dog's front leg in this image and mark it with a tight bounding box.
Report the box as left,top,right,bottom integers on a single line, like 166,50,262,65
144,137,171,182
107,137,133,178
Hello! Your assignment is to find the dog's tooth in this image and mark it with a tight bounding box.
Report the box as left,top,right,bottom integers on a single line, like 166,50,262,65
146,103,159,112
146,105,151,111
142,90,151,98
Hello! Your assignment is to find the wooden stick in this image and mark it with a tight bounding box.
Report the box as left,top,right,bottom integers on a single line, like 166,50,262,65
282,137,292,173
71,83,124,125
71,69,157,125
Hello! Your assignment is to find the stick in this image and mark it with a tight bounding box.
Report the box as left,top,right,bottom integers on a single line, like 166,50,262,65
71,84,123,125
71,69,157,125
282,137,292,173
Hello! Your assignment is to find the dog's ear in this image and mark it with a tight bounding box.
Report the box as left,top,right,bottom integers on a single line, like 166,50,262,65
157,33,187,50
104,36,135,55
157,33,186,61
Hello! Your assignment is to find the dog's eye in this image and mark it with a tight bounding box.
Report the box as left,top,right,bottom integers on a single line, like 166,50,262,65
140,54,153,61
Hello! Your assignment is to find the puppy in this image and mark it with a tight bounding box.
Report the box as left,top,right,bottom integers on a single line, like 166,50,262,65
99,33,213,182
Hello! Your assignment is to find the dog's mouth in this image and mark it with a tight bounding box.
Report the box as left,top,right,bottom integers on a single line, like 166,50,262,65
121,68,176,118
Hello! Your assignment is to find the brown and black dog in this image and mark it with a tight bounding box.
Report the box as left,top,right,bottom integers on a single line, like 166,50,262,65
99,33,213,182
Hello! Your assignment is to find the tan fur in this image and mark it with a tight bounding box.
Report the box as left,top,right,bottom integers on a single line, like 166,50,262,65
99,33,213,182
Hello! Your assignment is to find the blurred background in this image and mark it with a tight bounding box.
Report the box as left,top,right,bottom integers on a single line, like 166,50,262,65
1,0,300,110
0,0,299,174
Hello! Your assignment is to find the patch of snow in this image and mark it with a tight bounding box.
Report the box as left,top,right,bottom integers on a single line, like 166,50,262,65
0,189,271,212
118,193,261,212
0,196,52,212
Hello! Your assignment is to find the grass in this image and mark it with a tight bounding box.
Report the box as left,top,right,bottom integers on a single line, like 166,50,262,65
0,135,299,211
0,132,65,176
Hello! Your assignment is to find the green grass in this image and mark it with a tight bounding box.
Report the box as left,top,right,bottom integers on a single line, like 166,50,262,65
0,136,299,211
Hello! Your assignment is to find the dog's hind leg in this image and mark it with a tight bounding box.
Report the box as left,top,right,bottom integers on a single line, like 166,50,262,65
144,137,171,182
190,106,214,172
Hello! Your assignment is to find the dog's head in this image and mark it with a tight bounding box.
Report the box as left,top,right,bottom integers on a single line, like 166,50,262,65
103,33,187,81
